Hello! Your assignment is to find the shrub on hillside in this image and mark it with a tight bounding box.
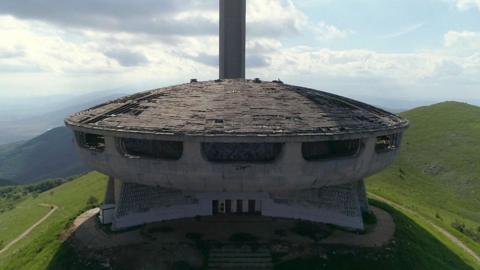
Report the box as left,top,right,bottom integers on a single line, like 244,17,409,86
229,232,258,243
452,221,480,243
24,179,64,194
363,211,378,225
291,221,331,241
185,232,203,241
86,196,99,207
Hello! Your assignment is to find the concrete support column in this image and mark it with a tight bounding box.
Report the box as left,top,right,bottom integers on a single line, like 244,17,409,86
279,142,302,164
357,179,369,213
182,142,205,163
104,176,115,204
220,0,246,79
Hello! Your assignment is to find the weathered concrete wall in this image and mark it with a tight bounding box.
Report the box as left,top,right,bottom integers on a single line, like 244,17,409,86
75,136,401,192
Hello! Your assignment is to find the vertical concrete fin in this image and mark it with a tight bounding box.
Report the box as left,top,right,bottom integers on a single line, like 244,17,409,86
104,176,115,204
219,0,246,79
357,179,370,213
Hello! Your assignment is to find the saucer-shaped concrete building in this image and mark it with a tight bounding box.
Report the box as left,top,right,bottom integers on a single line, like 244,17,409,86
65,0,408,230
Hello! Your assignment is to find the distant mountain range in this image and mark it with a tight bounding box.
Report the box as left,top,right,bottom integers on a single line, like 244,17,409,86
0,178,15,186
0,90,127,146
0,127,89,184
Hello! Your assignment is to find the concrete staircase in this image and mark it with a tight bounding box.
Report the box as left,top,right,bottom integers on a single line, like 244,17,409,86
207,245,273,269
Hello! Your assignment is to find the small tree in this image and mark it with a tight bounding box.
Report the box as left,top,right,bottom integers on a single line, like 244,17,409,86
86,196,99,207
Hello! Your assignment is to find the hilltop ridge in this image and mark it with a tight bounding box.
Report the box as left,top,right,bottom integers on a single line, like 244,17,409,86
368,101,480,255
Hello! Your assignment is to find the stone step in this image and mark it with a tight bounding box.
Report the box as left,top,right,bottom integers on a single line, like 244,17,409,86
209,257,272,263
207,246,273,270
210,248,270,254
209,253,271,258
208,262,273,269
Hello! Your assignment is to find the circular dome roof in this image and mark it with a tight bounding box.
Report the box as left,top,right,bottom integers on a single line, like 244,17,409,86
65,79,408,138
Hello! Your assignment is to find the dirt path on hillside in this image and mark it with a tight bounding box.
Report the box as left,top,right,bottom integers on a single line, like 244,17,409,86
0,204,58,255
369,193,480,265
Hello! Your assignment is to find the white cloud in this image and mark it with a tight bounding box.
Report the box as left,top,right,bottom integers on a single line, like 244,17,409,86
247,0,307,38
0,1,478,104
381,22,425,39
454,0,480,11
444,31,480,52
314,22,347,41
0,15,217,96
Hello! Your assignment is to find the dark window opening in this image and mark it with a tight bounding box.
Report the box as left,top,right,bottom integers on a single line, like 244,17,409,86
236,200,243,213
120,138,183,160
202,143,282,162
376,134,401,153
225,200,232,214
248,200,256,214
212,200,219,215
76,132,105,151
302,140,360,161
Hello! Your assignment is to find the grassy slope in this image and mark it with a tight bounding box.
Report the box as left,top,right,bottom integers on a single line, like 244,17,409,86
0,172,107,270
0,203,50,246
277,201,478,270
0,127,89,184
368,102,480,256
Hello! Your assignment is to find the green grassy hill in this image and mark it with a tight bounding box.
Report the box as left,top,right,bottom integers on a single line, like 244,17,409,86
0,127,89,184
0,172,107,270
368,101,480,256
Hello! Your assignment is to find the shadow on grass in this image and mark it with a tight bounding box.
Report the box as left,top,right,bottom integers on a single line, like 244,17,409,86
46,240,106,270
46,216,198,270
46,214,108,270
275,200,476,270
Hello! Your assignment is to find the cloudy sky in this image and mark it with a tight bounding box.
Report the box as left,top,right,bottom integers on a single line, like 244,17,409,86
0,0,479,106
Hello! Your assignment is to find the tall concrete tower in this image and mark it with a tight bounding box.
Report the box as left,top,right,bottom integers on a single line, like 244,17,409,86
219,0,246,79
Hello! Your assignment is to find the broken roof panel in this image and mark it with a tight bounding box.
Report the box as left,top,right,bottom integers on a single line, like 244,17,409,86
65,79,408,137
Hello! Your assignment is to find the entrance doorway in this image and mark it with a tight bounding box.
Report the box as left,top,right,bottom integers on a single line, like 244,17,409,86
248,200,256,214
236,200,243,213
212,199,261,215
225,200,232,214
212,200,219,214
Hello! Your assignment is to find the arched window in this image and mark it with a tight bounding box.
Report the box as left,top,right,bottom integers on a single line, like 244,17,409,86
202,143,282,162
302,140,360,161
75,132,105,152
119,138,183,160
375,134,401,153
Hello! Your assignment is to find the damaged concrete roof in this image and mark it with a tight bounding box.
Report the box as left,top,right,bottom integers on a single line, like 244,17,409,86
65,79,408,137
